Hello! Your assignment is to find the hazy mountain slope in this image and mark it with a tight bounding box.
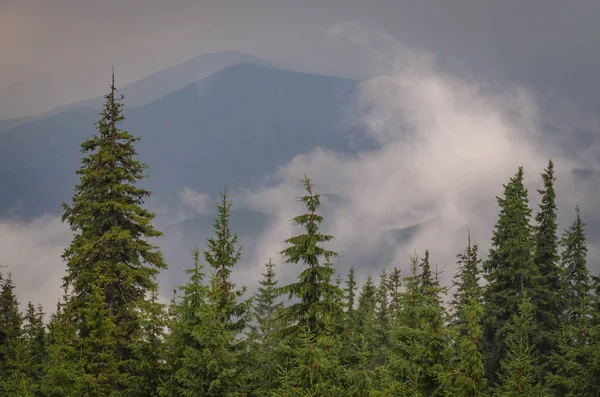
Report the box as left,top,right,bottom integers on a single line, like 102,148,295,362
52,51,279,114
0,63,369,217
0,51,278,131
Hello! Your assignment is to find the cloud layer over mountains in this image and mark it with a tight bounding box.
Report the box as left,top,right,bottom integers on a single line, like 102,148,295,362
1,26,599,313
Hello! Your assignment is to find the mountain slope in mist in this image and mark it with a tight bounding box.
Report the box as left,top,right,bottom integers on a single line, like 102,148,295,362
0,63,371,217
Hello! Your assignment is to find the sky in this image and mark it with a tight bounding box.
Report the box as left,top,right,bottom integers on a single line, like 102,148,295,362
1,0,600,119
1,0,600,312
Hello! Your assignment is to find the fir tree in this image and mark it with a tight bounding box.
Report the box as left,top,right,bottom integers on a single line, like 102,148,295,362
246,257,284,395
532,159,563,365
41,297,87,397
163,246,209,396
494,294,549,397
22,301,46,390
60,73,167,390
547,207,595,395
483,167,537,384
344,266,358,314
419,249,434,296
561,206,590,323
276,175,341,336
452,237,483,331
0,273,23,385
440,297,487,396
274,175,345,393
128,288,168,396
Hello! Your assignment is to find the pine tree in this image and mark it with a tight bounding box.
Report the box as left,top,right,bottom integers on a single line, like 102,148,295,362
41,297,87,396
440,297,487,396
60,73,167,391
561,206,590,323
276,175,341,336
387,267,402,322
547,207,595,395
375,268,391,360
22,301,46,391
483,167,537,384
452,237,483,331
245,257,284,395
203,190,250,333
532,159,563,365
274,175,345,393
419,249,434,296
494,294,549,397
0,273,22,379
384,253,429,395
128,288,168,396
344,266,358,314
167,193,250,396
0,337,36,396
163,246,209,396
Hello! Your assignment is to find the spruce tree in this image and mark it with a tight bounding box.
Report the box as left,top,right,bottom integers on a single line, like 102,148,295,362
482,167,537,384
60,73,167,391
532,160,563,364
274,175,345,393
22,301,46,391
276,175,341,336
163,246,209,396
129,288,168,396
375,268,391,360
0,273,28,395
384,253,429,396
451,237,483,331
344,266,358,314
561,206,590,323
246,257,284,395
547,207,595,395
41,297,87,396
167,193,250,396
419,249,434,296
494,295,549,397
440,297,487,396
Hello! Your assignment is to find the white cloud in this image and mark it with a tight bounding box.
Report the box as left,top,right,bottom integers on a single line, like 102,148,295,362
237,24,599,287
179,186,212,214
0,215,71,317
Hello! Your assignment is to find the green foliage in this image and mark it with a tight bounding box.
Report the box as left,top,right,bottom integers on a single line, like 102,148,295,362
493,295,549,397
59,73,167,392
276,175,342,337
482,166,537,384
245,257,284,395
532,160,564,369
0,94,598,397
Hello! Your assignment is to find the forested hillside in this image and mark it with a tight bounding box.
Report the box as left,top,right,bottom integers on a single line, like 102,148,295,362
1,78,599,396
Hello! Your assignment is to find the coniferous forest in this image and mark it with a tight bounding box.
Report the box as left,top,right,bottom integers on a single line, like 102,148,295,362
1,77,599,397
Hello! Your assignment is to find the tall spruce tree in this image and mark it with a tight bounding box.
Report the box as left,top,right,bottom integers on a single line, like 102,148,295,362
276,175,341,336
483,167,537,384
533,160,563,364
547,206,595,395
561,206,590,323
60,73,167,391
274,175,345,393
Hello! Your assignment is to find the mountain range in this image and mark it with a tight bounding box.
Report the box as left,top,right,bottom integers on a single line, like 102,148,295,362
1,51,598,290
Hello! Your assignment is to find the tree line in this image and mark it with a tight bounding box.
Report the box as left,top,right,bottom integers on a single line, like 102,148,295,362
0,76,599,396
